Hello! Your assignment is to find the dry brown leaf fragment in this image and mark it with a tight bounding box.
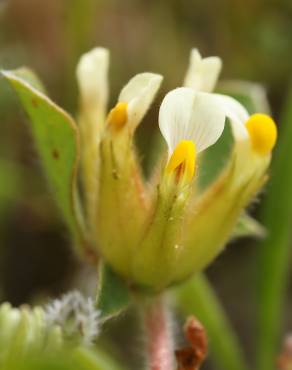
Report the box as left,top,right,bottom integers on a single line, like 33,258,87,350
277,334,292,370
175,316,208,370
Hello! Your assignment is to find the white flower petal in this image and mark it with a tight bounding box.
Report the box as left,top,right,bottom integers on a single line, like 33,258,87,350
76,47,109,120
118,72,163,130
213,94,249,141
184,49,222,92
218,80,271,114
159,87,226,155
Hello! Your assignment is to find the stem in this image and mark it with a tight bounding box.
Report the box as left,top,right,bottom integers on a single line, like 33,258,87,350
142,295,174,370
256,87,292,370
174,274,249,370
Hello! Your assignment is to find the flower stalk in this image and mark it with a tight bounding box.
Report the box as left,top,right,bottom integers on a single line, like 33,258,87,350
142,296,174,370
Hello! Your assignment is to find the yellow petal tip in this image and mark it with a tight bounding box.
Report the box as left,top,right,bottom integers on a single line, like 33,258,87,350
107,102,128,130
166,140,196,182
245,113,277,155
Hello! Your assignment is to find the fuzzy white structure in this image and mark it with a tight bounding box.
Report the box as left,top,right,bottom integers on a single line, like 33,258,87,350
45,291,100,346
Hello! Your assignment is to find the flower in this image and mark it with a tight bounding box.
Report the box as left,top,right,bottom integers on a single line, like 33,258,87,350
76,50,163,277
130,52,277,289
159,88,225,183
76,48,163,228
146,86,277,285
77,48,162,133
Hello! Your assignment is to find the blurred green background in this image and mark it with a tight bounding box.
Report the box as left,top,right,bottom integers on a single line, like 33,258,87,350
1,0,292,369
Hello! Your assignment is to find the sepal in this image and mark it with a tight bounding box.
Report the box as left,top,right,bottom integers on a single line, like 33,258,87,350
96,132,148,277
132,174,192,291
172,143,271,283
96,262,131,320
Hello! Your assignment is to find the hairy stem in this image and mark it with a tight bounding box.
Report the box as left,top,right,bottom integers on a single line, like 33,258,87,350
142,296,174,370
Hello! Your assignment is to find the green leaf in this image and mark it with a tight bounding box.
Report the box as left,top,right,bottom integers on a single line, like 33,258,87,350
9,67,47,93
4,347,126,370
1,69,86,253
232,213,266,240
174,274,248,370
72,347,126,370
256,88,292,370
96,263,130,320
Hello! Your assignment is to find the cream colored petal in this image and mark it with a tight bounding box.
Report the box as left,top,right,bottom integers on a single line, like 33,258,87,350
159,87,225,156
183,49,202,89
76,48,109,226
200,57,222,91
184,48,222,92
118,72,163,131
213,93,249,141
218,80,271,114
76,47,109,121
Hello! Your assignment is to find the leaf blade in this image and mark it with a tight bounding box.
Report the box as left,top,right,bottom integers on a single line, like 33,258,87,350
2,69,86,253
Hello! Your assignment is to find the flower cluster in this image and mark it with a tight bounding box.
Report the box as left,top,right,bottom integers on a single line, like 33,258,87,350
3,48,277,293
74,47,276,291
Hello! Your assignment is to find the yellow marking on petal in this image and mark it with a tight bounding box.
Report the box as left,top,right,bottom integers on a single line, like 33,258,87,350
107,102,128,130
245,113,277,156
166,140,196,182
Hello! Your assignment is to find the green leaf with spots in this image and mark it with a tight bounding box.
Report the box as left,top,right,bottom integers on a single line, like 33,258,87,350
1,69,87,254
96,263,130,320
